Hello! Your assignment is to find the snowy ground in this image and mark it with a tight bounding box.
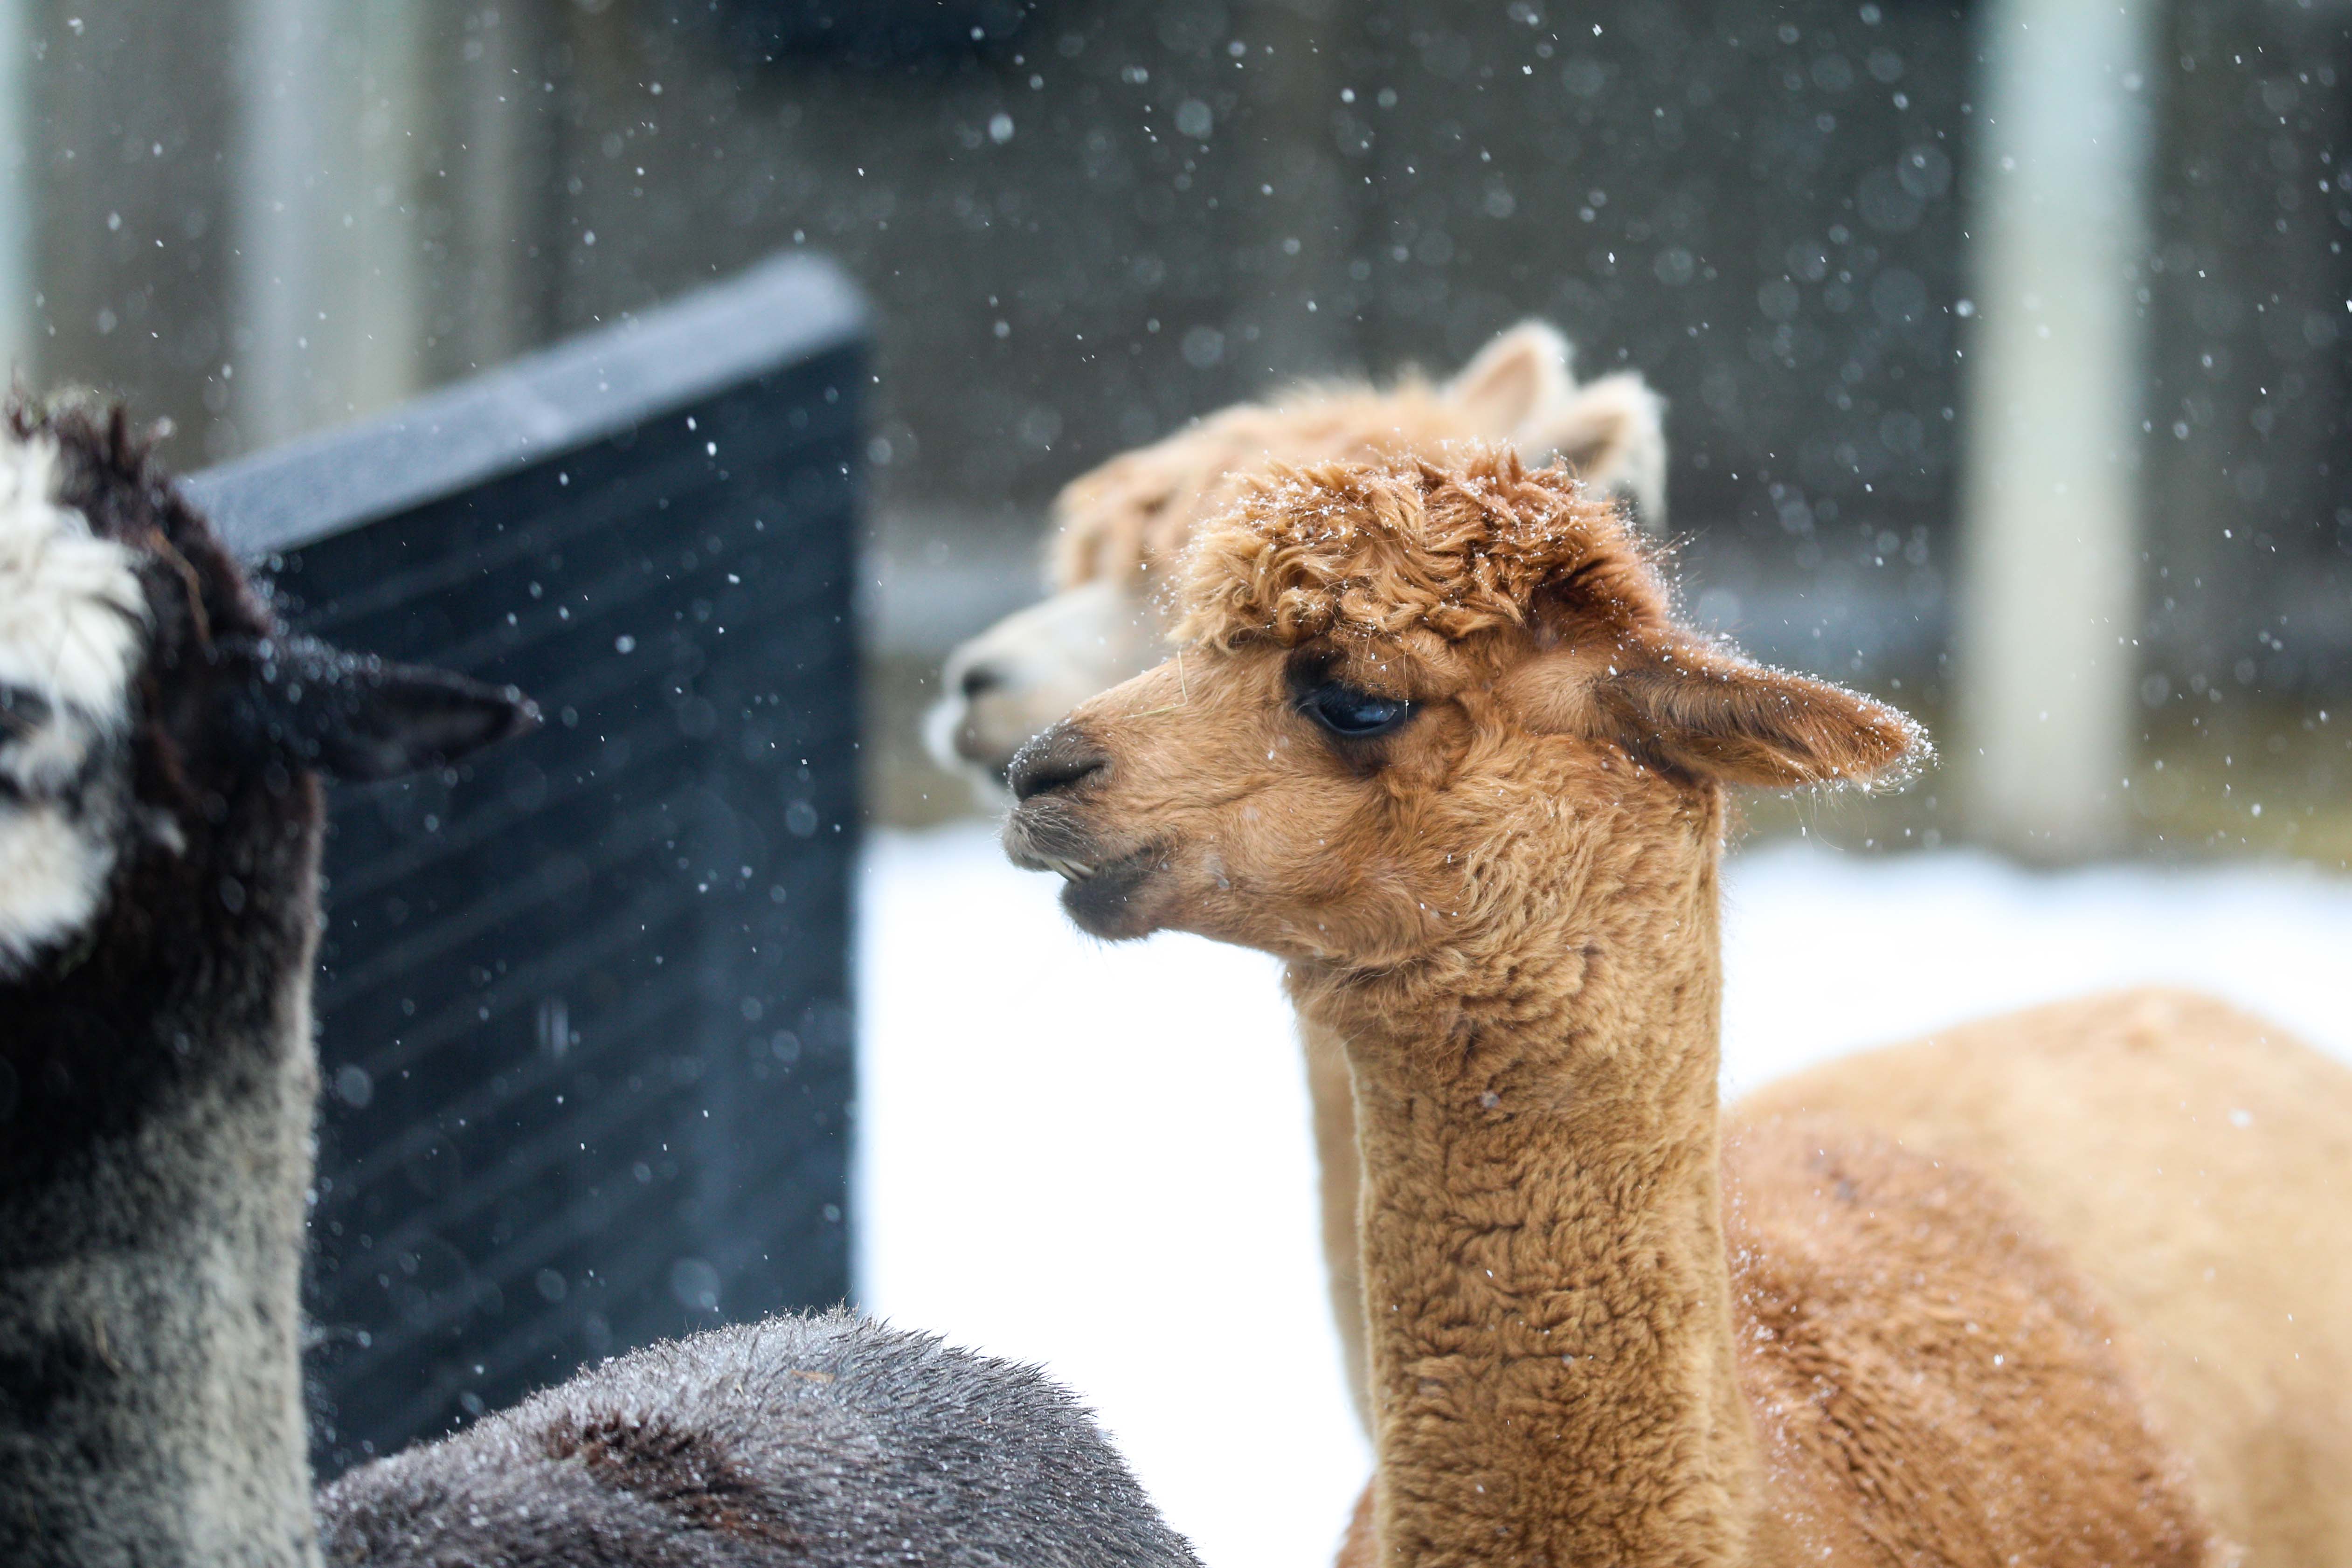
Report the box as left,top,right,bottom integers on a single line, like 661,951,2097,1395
856,822,2352,1568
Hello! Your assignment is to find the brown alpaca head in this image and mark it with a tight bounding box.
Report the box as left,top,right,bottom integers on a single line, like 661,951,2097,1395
1003,450,1926,969
935,324,1669,791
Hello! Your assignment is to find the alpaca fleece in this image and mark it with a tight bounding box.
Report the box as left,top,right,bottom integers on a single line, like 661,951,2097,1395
935,335,1669,1438
1053,323,1663,594
1746,988,2352,1563
1002,450,2269,1566
1,397,528,1568
0,400,327,1568
316,1312,1202,1568
2,399,1201,1568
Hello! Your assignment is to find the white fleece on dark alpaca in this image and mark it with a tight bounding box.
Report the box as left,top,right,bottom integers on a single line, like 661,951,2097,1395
0,430,148,976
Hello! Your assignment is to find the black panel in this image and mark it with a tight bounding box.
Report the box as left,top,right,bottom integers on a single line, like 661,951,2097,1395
190,261,865,1473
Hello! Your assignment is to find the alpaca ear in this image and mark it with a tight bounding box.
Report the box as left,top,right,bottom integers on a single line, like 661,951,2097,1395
1443,321,1574,444
1594,643,1927,789
1513,638,1927,789
225,636,539,782
1527,372,1669,531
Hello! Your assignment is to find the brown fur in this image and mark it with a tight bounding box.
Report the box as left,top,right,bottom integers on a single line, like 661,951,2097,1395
1002,452,2261,1566
1744,988,2352,1564
1054,332,1661,596
942,337,1671,1430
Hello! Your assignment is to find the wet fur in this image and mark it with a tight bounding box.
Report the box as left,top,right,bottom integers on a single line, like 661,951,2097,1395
317,1311,1200,1568
0,399,326,1567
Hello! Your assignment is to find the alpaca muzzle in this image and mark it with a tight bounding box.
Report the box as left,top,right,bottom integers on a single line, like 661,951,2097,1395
1006,721,1109,802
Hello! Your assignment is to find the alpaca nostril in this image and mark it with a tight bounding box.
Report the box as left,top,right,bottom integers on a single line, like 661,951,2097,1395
959,662,1006,703
1008,728,1109,802
1010,752,1105,801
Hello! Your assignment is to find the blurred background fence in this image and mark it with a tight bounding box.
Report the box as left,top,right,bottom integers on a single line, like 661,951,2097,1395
0,0,2344,849
189,255,865,1471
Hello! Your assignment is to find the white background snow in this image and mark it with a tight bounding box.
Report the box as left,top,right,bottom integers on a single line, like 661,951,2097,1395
858,822,2352,1568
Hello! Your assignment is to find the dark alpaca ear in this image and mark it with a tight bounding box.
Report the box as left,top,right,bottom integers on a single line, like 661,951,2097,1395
224,635,539,782
1594,641,1928,789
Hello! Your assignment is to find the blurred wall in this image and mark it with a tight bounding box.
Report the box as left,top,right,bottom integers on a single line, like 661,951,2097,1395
5,0,2346,851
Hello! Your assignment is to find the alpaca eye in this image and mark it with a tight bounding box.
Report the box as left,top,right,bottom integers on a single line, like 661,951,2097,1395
1302,683,1415,739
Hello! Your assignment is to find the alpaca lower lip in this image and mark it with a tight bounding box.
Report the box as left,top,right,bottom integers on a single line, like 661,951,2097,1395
1058,846,1165,939
1003,813,1100,881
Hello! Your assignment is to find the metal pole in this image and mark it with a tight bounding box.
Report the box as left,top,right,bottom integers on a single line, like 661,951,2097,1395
231,0,426,449
1953,0,2158,857
0,0,31,382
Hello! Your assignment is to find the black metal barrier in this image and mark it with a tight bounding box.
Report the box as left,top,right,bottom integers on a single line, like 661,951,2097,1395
189,256,866,1471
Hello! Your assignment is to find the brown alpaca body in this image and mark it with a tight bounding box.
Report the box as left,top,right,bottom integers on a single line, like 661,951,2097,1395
999,451,2283,1566
1329,987,2349,1568
1745,988,2352,1563
1301,842,2212,1568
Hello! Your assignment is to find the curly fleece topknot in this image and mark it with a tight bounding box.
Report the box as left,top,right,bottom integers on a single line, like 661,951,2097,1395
1175,447,1670,651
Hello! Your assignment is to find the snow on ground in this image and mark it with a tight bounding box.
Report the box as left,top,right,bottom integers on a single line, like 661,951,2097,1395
857,822,2352,1568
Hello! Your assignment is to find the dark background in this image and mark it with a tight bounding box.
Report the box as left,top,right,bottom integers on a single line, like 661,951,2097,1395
7,0,2347,828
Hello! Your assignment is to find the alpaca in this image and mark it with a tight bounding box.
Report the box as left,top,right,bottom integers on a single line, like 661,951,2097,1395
316,1310,1200,1568
0,400,1200,1568
929,321,1666,790
1003,449,2352,1564
0,399,535,1567
934,323,1665,1432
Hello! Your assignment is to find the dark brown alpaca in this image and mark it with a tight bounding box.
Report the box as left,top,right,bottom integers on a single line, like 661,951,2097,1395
0,399,533,1567
0,399,1203,1568
996,450,2327,1566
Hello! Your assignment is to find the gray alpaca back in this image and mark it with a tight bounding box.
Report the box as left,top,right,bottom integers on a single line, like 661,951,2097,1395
317,1311,1202,1568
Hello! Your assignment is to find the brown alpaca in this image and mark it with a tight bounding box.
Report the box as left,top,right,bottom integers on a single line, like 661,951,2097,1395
996,450,2351,1565
935,323,1665,1430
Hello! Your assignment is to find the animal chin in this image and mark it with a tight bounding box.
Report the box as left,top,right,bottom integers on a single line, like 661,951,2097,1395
1058,847,1164,940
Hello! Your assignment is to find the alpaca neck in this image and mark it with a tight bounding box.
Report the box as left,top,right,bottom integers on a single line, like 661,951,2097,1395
1300,830,1760,1568
0,832,324,1567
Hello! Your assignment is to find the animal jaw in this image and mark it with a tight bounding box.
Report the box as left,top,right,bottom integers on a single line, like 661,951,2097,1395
963,336,1676,1432
1007,449,1922,973
1001,781,1168,941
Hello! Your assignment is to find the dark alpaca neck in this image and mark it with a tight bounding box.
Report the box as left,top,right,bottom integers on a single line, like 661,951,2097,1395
0,777,326,1568
1,400,531,1567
